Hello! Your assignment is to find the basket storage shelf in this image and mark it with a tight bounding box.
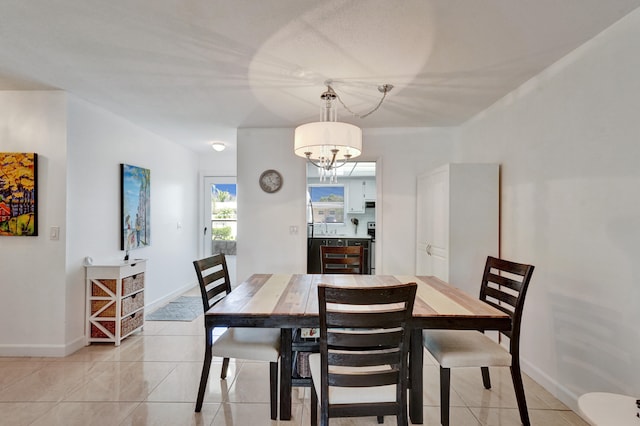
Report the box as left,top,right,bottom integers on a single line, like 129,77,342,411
85,259,146,346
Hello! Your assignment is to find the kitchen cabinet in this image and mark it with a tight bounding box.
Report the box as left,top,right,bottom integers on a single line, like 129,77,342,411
347,179,375,213
347,180,365,213
416,164,498,296
364,178,376,201
85,259,146,346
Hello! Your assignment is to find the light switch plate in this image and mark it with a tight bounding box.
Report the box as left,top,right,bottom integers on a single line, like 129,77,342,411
50,226,60,240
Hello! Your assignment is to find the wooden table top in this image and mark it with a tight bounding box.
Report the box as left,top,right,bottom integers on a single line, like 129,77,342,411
205,274,511,331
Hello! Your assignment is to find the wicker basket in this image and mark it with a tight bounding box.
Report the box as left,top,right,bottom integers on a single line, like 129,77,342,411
91,300,116,317
91,279,117,297
122,273,144,295
121,312,143,336
121,291,144,316
91,321,115,338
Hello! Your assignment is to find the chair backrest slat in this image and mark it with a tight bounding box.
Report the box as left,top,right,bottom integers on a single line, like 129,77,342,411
486,271,524,292
320,245,364,274
327,329,404,349
329,370,399,388
326,310,408,328
193,253,232,311
328,350,401,367
483,285,518,309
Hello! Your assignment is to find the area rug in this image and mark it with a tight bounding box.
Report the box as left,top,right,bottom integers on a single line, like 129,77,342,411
146,296,203,321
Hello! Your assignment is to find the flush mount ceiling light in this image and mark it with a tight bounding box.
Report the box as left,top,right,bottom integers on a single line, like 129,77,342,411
211,142,226,152
294,81,393,183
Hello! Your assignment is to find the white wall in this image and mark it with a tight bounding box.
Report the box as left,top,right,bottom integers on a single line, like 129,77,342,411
0,91,68,354
455,8,640,408
236,127,454,281
236,128,307,282
0,91,200,356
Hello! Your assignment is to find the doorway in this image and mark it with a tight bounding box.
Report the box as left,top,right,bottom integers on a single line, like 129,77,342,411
306,161,378,274
203,176,237,285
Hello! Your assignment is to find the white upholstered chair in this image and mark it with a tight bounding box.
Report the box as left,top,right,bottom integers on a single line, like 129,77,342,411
193,254,280,419
423,256,535,426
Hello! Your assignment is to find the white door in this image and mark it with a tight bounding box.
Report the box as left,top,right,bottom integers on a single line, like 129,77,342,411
416,166,449,280
203,176,237,284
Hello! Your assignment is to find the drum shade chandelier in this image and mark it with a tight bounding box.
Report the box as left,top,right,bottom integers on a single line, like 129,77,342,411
294,82,393,183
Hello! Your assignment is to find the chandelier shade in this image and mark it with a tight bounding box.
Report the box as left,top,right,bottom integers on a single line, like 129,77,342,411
294,82,390,182
294,121,362,161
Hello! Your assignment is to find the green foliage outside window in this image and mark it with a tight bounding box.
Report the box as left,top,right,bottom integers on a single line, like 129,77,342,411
214,207,235,219
212,226,233,240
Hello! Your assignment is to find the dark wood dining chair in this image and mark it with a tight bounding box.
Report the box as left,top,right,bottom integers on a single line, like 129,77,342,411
309,282,417,426
423,256,535,426
193,254,280,419
320,245,364,274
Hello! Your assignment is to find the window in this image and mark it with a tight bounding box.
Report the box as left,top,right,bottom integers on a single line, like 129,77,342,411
211,183,237,241
308,185,345,224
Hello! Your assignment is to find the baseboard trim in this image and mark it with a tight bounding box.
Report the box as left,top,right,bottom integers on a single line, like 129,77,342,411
521,356,580,412
0,340,78,357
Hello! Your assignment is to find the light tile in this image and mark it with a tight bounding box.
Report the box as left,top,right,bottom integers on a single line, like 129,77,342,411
0,361,50,391
120,401,219,426
0,402,57,425
63,362,177,402
0,361,102,402
29,401,139,426
212,402,304,426
226,361,276,404
146,360,233,403
470,406,590,425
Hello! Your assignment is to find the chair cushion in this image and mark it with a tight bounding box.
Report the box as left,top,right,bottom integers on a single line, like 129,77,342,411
423,330,511,368
211,328,280,362
308,353,397,404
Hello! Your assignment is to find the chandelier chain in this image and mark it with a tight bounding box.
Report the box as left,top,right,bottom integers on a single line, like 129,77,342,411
330,84,392,119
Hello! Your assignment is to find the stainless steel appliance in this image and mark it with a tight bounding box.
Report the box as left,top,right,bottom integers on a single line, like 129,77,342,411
367,222,375,274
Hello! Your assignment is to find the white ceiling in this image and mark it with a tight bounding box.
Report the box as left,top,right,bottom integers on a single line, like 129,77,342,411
1,0,639,152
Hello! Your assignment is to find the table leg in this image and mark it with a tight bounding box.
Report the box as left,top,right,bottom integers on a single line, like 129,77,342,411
280,328,293,420
409,328,424,424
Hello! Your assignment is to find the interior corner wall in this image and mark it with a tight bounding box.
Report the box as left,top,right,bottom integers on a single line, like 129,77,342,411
0,91,68,356
454,8,640,409
66,96,201,353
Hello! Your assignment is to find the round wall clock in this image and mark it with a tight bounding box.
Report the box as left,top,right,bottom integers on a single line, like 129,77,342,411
259,169,283,193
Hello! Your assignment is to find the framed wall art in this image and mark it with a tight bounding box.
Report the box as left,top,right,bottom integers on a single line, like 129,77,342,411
120,163,150,250
0,152,38,236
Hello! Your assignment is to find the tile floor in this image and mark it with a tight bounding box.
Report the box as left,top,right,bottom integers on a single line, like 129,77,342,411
0,295,589,426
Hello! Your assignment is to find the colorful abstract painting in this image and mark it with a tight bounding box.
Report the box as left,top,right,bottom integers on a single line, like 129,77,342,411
0,153,38,236
121,163,150,250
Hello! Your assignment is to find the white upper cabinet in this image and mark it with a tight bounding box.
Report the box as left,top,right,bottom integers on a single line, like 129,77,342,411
347,178,376,213
364,179,376,201
347,180,366,213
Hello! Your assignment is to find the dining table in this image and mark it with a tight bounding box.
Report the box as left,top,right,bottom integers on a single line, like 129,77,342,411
203,273,511,424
